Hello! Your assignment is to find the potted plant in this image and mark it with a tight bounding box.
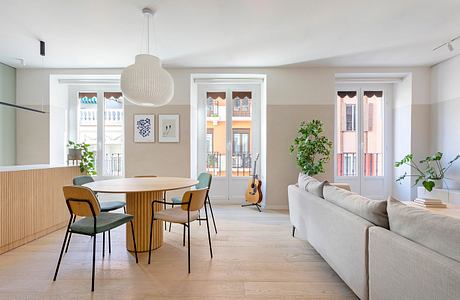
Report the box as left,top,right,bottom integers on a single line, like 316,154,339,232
395,152,460,192
290,119,332,176
67,141,97,175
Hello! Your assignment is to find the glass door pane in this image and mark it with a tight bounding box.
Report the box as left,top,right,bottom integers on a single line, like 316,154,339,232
336,91,358,176
78,92,98,170
231,91,253,177
363,91,384,176
206,92,226,177
103,92,124,176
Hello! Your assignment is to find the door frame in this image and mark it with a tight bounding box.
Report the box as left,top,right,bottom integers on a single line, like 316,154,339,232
68,85,125,179
334,83,392,199
196,83,261,202
190,74,267,205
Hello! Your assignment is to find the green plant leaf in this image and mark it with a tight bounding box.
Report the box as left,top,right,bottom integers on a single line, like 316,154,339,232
290,119,332,176
422,180,435,192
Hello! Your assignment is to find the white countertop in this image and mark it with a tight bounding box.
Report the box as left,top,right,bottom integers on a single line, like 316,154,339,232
0,164,74,172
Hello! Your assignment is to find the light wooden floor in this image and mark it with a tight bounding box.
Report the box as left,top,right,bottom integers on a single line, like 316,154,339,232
0,205,357,299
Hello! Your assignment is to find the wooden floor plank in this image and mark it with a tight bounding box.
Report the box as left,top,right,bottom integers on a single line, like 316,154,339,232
0,204,357,299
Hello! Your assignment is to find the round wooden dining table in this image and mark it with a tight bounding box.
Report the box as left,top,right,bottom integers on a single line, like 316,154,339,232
84,177,198,252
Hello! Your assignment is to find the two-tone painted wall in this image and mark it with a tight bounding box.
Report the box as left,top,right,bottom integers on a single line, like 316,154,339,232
0,63,16,166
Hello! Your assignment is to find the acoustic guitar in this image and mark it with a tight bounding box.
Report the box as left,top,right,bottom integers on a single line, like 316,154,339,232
244,153,263,205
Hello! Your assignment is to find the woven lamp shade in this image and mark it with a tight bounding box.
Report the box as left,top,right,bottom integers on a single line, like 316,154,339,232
121,54,174,107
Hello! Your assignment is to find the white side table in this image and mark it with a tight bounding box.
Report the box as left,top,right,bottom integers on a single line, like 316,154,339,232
417,187,460,205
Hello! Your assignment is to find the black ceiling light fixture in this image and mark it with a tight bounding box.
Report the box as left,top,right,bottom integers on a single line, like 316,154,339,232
0,40,47,114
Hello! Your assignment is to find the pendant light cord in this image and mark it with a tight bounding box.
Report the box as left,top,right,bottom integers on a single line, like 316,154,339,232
146,13,150,54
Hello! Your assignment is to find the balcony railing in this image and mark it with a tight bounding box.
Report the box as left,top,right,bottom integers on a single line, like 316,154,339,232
206,152,253,176
104,153,123,177
336,152,383,176
206,99,252,118
80,109,124,125
207,99,220,117
232,98,252,117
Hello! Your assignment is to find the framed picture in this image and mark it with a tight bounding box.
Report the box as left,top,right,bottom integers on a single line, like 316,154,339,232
134,114,155,143
158,114,180,143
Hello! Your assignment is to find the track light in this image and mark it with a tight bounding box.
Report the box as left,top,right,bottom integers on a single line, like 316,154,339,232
433,36,459,52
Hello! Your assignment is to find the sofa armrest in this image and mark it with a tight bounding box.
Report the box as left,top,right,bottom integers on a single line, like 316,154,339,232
369,226,460,300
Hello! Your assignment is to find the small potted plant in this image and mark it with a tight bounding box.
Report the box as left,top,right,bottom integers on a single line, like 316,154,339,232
395,152,460,192
67,141,97,175
290,119,332,176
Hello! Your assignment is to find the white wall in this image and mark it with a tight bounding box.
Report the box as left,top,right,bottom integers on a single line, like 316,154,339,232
0,63,16,165
431,54,460,189
49,75,68,165
393,74,412,201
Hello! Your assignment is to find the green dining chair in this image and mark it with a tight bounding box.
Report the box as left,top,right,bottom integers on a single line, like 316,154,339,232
69,175,126,256
169,173,217,234
53,186,138,292
148,188,212,273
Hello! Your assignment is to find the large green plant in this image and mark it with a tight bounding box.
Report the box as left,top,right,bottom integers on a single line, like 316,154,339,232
67,141,97,176
290,120,332,176
395,152,460,191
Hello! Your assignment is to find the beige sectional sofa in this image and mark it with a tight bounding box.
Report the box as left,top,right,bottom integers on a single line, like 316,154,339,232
288,174,460,300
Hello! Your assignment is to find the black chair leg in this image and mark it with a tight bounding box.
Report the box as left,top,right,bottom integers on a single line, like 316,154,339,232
91,233,96,292
198,210,201,226
64,214,76,253
207,195,218,234
148,203,154,264
102,232,105,258
169,203,174,232
108,230,111,254
204,200,213,258
292,226,296,237
53,217,72,281
163,193,167,230
182,224,186,247
187,221,191,274
130,221,139,263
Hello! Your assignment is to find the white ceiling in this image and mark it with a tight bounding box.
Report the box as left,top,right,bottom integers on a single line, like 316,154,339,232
1,0,460,69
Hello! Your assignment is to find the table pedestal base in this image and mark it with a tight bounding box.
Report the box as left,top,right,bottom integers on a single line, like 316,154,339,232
126,191,164,252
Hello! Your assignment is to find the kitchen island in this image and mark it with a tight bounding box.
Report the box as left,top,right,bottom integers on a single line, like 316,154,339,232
0,165,80,254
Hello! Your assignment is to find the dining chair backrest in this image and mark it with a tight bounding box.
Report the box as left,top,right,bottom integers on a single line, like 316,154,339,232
181,188,208,212
63,186,101,217
73,175,94,186
196,173,212,189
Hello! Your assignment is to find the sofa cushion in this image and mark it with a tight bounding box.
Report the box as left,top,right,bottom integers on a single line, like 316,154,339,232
297,173,318,191
306,180,328,198
323,185,389,228
387,197,460,262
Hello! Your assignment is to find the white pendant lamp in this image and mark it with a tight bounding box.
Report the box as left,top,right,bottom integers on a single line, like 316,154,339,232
121,8,174,107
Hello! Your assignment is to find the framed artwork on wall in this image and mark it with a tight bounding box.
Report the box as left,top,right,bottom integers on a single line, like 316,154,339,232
158,114,180,143
134,114,155,143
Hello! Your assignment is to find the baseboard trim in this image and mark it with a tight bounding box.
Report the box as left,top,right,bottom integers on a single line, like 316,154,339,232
265,204,289,210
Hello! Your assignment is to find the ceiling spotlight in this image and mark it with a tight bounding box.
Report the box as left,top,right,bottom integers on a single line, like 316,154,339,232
433,35,460,52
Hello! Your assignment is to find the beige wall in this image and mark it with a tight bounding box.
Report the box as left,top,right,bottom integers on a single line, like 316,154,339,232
124,105,190,178
14,66,432,207
267,105,334,207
